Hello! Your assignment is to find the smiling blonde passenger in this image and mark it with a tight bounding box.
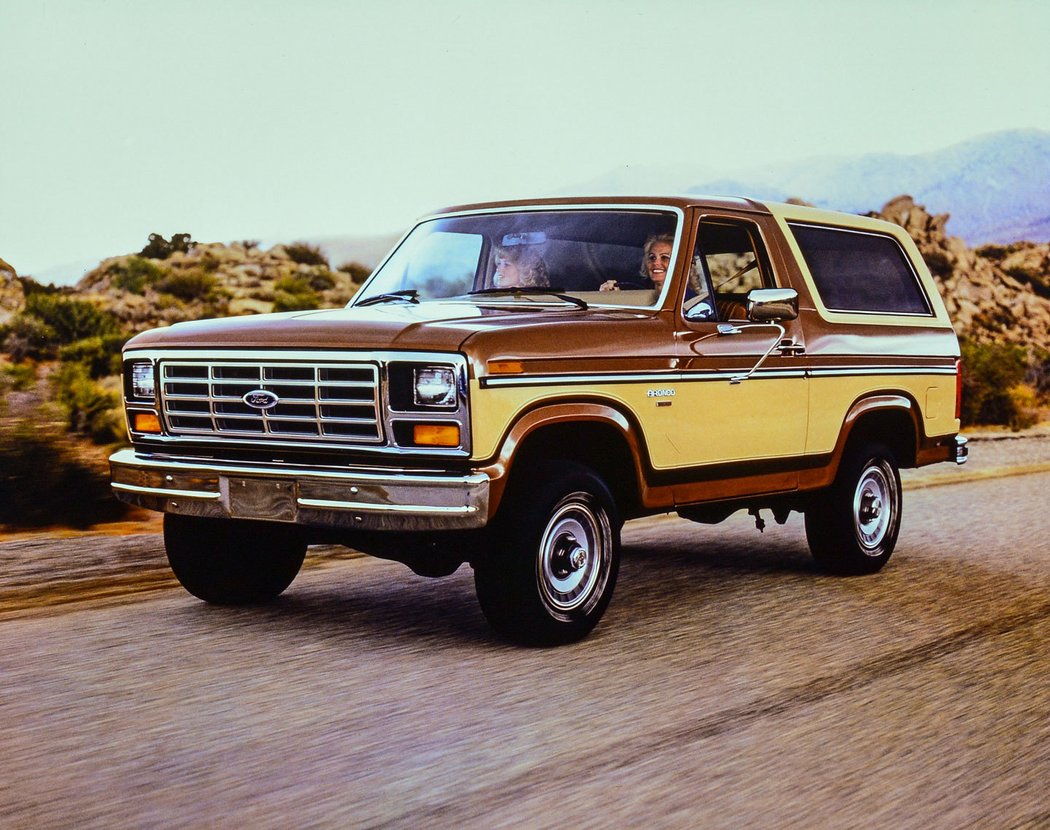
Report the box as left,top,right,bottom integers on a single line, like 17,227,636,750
599,232,674,292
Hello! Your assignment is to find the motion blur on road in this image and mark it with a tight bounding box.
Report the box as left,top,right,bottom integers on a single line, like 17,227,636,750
2,435,1049,828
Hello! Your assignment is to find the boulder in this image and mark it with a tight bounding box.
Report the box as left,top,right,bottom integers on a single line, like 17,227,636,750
876,196,1050,351
0,257,26,325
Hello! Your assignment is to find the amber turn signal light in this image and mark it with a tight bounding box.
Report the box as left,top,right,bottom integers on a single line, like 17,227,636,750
412,424,460,447
488,360,524,374
132,412,162,434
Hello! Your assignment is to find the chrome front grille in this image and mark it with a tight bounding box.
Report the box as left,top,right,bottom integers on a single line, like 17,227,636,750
159,359,382,444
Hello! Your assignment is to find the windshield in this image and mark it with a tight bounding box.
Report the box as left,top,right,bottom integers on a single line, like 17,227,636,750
353,209,680,308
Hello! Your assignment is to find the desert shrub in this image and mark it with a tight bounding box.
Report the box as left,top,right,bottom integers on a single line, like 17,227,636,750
2,314,59,361
18,275,61,297
59,333,127,379
960,341,1034,428
240,239,260,251
307,269,337,291
1005,384,1039,431
283,242,329,268
976,243,1022,262
272,275,322,312
52,363,124,444
1,362,36,391
272,289,321,312
155,269,219,301
0,417,127,528
23,293,120,344
1003,264,1050,299
1027,349,1050,397
109,256,169,294
922,250,954,279
970,306,1017,334
140,232,196,260
337,261,372,282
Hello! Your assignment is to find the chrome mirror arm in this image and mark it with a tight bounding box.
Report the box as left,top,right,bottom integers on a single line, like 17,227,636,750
721,322,786,384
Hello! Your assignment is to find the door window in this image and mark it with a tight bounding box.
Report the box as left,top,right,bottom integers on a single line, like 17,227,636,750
689,221,773,321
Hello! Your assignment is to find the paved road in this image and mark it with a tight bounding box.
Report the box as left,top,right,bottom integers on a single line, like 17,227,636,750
2,457,1049,827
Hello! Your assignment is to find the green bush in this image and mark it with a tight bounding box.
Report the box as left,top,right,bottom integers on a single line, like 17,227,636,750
306,269,337,291
1,362,37,391
0,417,127,528
18,276,61,297
23,293,120,344
1028,349,1050,397
140,232,196,260
975,243,1022,262
52,362,124,444
2,314,59,361
960,341,1035,428
283,242,329,268
337,261,372,282
272,289,321,312
1003,264,1050,299
59,333,126,379
1005,384,1039,431
155,269,219,301
109,256,169,294
922,250,954,279
272,275,322,311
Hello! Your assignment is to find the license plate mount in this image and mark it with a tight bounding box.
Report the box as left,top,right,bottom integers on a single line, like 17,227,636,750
225,477,297,522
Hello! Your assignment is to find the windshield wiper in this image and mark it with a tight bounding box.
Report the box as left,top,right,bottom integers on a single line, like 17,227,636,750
468,287,588,310
355,289,420,307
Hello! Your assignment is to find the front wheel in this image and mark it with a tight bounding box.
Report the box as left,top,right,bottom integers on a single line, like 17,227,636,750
805,442,901,575
164,514,307,604
474,462,621,646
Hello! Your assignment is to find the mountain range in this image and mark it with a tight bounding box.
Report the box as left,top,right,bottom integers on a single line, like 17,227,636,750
568,129,1050,246
20,128,1050,288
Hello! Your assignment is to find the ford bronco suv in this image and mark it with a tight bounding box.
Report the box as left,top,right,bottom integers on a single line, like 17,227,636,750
110,196,967,645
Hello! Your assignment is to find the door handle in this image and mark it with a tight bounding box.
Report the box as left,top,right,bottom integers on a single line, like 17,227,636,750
776,339,805,356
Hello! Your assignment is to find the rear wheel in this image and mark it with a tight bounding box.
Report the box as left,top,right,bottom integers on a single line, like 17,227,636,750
474,461,620,646
164,514,307,604
805,442,901,575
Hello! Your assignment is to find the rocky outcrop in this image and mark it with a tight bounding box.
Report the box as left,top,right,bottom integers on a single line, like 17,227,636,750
875,196,1050,351
0,257,26,325
75,242,364,332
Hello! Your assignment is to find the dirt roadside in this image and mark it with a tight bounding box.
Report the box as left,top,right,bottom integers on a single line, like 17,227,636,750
2,428,1049,618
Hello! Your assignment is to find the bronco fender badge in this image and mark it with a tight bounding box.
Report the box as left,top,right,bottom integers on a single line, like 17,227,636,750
243,389,280,410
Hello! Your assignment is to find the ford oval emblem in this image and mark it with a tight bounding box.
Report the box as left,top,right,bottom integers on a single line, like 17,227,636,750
243,389,280,410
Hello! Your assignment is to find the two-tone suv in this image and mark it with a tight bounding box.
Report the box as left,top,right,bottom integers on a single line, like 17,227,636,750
111,196,967,644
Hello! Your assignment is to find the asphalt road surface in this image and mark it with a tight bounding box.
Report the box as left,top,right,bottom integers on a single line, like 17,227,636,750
2,457,1049,827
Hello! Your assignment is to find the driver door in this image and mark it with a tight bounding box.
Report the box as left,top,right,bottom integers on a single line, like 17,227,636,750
671,215,809,501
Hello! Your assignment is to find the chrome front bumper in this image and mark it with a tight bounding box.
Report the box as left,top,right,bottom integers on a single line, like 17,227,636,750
109,449,491,531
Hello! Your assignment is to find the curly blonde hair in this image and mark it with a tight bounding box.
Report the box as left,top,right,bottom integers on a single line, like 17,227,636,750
494,244,550,287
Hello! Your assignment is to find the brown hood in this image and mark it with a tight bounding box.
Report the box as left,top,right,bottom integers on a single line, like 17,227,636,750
123,301,665,358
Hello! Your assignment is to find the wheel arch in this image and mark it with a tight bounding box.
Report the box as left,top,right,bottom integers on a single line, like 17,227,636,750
838,393,921,470
483,401,649,519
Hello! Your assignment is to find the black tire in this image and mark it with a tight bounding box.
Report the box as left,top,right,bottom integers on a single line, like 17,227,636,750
474,461,621,646
164,514,307,605
805,442,902,575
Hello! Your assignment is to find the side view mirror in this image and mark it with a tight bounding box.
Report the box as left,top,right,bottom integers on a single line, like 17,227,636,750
747,288,799,322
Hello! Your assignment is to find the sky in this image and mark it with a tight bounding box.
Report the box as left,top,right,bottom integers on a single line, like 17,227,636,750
2,0,1049,280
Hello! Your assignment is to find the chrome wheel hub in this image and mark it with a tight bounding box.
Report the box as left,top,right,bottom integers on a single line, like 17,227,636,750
853,463,895,553
537,493,611,616
549,534,589,578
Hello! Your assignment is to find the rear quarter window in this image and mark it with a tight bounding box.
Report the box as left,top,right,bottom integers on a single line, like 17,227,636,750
788,223,931,315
